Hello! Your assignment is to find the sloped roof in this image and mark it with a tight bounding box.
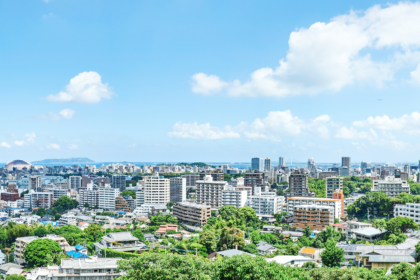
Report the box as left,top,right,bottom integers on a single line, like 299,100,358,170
300,248,318,254
105,232,138,242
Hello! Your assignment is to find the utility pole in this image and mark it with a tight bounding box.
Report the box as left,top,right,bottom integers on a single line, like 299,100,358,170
367,209,370,221
195,247,197,256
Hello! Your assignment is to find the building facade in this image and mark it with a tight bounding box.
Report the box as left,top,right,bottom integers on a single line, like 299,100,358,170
69,176,82,190
196,175,228,208
251,157,264,172
143,175,170,205
287,169,314,198
372,176,410,197
112,175,126,192
292,205,334,230
98,185,120,210
222,186,248,208
169,177,186,203
172,202,211,226
287,197,342,219
326,177,343,199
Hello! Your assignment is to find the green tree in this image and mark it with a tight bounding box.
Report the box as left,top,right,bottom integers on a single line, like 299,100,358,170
132,228,145,241
320,238,344,267
218,205,238,220
32,207,46,217
51,196,79,214
33,226,48,237
199,231,217,254
84,202,90,208
303,226,312,237
0,228,7,248
276,188,284,196
372,219,387,232
120,190,136,199
250,230,261,244
386,217,419,235
243,243,258,255
416,241,420,256
167,202,175,210
23,239,62,268
5,275,25,280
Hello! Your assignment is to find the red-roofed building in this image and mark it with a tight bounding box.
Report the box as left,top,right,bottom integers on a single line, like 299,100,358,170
155,224,178,236
332,223,347,234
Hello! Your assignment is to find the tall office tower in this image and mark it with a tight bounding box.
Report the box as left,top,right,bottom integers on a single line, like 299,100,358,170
169,177,186,203
112,175,127,192
342,157,351,169
28,175,41,190
279,157,285,168
69,176,82,190
264,158,271,171
223,164,229,173
196,175,228,208
360,162,371,174
287,169,315,198
143,175,170,205
98,184,120,210
251,158,264,172
326,177,343,199
404,164,411,176
340,167,350,177
307,158,315,171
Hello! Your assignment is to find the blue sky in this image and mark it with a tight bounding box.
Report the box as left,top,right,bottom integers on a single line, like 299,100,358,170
1,0,420,163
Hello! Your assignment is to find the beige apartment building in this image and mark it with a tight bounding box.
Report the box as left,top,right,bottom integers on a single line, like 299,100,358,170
172,202,211,226
292,205,334,230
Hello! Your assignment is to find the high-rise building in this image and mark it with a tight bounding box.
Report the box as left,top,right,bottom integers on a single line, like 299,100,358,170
360,162,371,174
169,177,186,203
112,175,126,192
264,158,271,171
342,157,351,169
24,190,54,209
222,185,248,208
279,157,285,168
245,187,285,215
287,169,314,198
181,174,200,187
251,157,264,172
404,164,411,176
196,175,228,208
172,202,211,226
28,175,41,190
307,158,315,171
69,176,82,190
78,182,99,207
340,167,350,177
98,184,120,210
244,172,264,189
326,177,343,199
223,164,229,173
143,175,170,205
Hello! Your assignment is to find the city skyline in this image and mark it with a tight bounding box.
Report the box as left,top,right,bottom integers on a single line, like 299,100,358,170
3,0,420,162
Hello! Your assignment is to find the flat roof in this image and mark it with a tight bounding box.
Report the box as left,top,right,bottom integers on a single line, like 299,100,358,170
288,197,339,201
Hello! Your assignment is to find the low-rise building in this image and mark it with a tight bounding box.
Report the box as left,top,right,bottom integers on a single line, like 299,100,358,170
266,255,317,267
394,203,420,225
172,202,211,226
291,205,334,230
299,247,324,261
94,232,145,253
345,221,371,241
26,257,122,280
372,176,410,197
245,187,284,215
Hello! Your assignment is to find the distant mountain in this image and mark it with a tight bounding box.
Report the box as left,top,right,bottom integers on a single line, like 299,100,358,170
32,158,95,164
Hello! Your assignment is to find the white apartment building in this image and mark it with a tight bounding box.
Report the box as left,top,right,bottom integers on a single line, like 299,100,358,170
98,184,120,210
372,176,410,197
169,177,186,203
245,187,285,215
196,175,228,208
287,197,342,219
143,175,170,205
69,176,82,190
222,185,248,208
135,190,144,207
24,190,54,209
58,213,78,227
26,257,122,280
394,203,420,225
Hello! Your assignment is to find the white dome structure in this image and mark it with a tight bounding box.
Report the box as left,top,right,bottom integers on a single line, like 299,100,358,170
5,159,32,171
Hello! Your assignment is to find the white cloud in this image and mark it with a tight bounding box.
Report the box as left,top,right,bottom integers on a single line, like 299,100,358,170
0,142,11,148
59,109,75,119
68,144,78,150
192,2,420,97
335,126,377,141
168,110,332,141
168,122,240,140
47,143,60,150
353,112,420,135
47,71,113,103
128,143,137,148
410,64,420,86
14,140,25,146
191,73,228,94
25,133,36,142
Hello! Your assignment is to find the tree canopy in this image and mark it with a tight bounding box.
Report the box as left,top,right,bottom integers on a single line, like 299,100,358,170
23,238,62,268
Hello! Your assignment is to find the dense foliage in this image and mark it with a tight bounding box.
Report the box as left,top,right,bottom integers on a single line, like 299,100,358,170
308,178,326,198
23,238,63,268
117,252,420,280
121,190,136,199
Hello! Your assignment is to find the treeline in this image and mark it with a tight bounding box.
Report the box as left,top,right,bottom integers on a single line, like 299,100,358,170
116,252,418,280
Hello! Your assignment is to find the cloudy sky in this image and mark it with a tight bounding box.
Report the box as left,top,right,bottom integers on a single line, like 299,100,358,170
1,0,420,163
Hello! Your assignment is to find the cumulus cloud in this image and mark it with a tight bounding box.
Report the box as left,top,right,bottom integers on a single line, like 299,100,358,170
14,140,25,146
47,143,60,150
192,2,420,97
168,110,332,140
68,144,78,150
335,126,378,141
353,112,420,135
0,142,11,148
47,72,113,103
168,122,240,140
59,109,75,119
25,133,36,142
